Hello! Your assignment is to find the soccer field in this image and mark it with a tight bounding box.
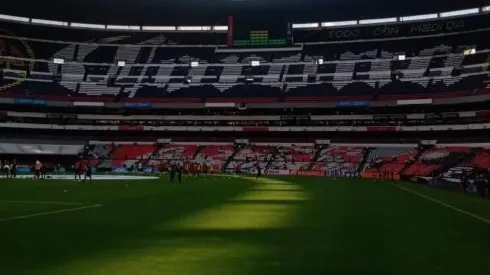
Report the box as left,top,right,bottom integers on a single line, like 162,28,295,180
0,175,489,275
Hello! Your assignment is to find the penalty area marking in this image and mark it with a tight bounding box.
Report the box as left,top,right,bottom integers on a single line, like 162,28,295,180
0,201,103,222
390,183,490,225
0,200,88,206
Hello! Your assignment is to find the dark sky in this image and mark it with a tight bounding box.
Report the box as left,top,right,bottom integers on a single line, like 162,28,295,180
2,0,489,24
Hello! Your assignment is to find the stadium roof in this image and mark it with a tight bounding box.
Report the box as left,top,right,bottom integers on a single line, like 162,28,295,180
1,0,488,25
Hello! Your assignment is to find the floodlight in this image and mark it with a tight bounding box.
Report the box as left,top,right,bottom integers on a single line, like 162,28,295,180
251,61,260,67
464,48,476,56
53,58,64,64
397,55,406,61
117,61,126,67
439,8,479,18
190,61,199,67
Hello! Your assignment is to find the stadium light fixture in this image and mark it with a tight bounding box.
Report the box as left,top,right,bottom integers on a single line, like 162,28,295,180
400,13,438,22
359,17,397,25
464,48,476,56
106,25,141,31
482,6,490,12
142,26,176,31
292,23,319,29
31,18,68,27
321,20,357,27
0,14,30,23
178,26,212,31
213,26,228,31
316,58,324,65
117,61,126,67
53,58,64,64
190,61,199,67
439,8,479,18
395,54,406,61
70,22,105,30
251,61,260,67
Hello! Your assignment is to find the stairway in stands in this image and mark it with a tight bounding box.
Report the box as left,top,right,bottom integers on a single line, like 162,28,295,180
96,143,119,168
307,145,327,170
140,144,161,166
265,146,279,169
222,145,241,170
400,146,427,175
358,147,372,172
193,146,203,160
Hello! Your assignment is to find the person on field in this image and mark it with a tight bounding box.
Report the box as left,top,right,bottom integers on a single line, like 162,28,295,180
10,159,17,179
170,164,176,183
35,160,42,180
256,163,262,179
40,162,48,179
178,165,182,183
3,161,10,179
476,174,487,198
75,159,82,181
83,164,93,184
461,171,469,195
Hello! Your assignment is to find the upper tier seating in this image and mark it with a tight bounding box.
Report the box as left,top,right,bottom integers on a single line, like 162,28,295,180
0,28,489,102
0,143,83,155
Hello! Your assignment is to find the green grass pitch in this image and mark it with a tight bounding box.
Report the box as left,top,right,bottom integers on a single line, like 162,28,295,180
0,175,489,275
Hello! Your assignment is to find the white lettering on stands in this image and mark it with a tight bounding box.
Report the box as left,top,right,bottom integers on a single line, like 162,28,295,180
328,29,361,39
410,20,464,34
373,26,400,36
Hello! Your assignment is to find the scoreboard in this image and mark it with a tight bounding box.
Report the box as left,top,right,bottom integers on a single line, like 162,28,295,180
228,16,292,47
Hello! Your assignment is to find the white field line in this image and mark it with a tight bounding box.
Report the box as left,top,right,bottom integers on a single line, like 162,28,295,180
390,183,490,224
0,200,88,205
0,204,102,222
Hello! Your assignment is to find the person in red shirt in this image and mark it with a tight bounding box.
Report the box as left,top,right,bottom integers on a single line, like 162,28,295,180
75,159,82,181
35,160,42,180
190,163,196,176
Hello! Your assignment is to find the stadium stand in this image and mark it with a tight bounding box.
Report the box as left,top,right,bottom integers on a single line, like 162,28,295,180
404,147,471,176
313,146,365,174
0,11,490,182
226,145,274,171
109,144,156,167
364,147,417,173
148,144,198,170
82,144,113,167
269,145,316,170
466,148,490,168
1,23,489,103
194,144,235,169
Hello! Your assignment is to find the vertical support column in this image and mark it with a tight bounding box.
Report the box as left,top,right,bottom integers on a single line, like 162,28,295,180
227,16,234,48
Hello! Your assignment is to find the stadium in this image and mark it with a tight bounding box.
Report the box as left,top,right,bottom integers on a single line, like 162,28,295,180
1,0,490,274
